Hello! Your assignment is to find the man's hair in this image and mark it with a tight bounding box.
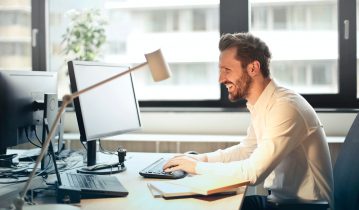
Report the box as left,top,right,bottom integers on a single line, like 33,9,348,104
219,32,271,78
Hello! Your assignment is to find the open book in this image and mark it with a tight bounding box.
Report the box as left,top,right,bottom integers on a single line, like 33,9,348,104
148,174,250,198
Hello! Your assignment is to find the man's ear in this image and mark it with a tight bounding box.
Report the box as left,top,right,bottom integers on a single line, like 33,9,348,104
247,60,261,76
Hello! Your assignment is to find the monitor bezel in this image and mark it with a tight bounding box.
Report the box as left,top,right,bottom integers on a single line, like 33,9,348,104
0,70,58,154
68,60,142,143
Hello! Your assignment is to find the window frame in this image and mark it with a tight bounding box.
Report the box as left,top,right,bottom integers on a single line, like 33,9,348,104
31,0,47,72
33,0,359,110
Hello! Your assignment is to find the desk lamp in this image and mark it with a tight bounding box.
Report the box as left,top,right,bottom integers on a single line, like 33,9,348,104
12,49,171,210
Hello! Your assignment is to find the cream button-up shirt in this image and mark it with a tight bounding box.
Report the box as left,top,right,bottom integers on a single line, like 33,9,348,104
196,80,334,208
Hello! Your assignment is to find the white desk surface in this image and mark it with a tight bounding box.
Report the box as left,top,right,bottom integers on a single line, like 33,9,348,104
2,152,246,210
77,152,246,210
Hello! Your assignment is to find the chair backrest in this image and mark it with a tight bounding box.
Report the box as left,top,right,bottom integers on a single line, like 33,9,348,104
333,113,359,210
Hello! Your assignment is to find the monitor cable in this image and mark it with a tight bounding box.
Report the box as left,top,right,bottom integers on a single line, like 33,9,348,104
0,161,50,184
34,127,43,145
98,139,117,155
25,127,42,148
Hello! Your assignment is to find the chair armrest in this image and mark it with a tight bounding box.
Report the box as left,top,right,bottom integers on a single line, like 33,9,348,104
267,198,329,210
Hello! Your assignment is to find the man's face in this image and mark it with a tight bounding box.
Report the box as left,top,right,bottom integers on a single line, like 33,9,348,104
219,47,252,102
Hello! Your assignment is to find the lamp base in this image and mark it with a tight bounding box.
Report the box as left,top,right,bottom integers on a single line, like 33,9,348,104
12,196,80,210
77,163,126,175
23,204,80,210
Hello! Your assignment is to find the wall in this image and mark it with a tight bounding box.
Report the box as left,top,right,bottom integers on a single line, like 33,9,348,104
63,111,355,164
63,111,357,136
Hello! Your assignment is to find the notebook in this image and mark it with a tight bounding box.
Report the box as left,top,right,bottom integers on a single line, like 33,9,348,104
148,174,249,198
147,181,197,198
166,174,249,195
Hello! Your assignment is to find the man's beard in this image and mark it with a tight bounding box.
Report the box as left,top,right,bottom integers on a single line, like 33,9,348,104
228,72,252,102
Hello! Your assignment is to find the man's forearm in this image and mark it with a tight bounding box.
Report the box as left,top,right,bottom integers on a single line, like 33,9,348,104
198,154,208,162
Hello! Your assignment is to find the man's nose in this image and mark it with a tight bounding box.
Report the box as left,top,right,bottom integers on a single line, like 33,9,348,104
218,72,226,83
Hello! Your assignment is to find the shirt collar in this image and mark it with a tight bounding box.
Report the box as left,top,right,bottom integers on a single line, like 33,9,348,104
246,79,277,114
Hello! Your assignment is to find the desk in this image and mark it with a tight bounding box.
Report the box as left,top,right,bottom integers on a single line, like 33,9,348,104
76,152,246,210
0,151,245,210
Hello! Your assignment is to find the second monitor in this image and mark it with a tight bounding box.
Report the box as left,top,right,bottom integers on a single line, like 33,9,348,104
68,61,142,174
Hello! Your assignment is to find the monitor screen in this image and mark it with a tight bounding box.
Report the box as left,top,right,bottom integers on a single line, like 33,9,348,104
68,61,141,168
0,70,58,154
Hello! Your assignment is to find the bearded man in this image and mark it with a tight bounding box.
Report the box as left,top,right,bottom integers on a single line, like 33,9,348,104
164,33,334,210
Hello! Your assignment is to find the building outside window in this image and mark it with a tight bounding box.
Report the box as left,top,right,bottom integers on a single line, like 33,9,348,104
46,0,358,107
0,0,31,70
250,0,338,94
48,0,220,101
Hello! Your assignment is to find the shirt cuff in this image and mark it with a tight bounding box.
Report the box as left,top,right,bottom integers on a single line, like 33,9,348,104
205,150,223,162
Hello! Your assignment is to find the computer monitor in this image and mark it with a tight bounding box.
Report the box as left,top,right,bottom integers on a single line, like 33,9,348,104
0,70,58,156
68,61,142,173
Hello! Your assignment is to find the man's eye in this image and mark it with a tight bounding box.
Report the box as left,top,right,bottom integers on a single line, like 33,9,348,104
220,68,231,74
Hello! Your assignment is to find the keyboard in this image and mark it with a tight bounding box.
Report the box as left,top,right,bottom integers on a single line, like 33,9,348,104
66,173,106,189
139,158,187,179
59,172,129,198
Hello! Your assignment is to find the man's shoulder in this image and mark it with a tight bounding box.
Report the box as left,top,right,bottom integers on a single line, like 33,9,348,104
269,86,319,123
272,86,306,105
270,85,314,110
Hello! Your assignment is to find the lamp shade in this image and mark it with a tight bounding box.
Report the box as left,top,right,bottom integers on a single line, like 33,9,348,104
145,49,171,82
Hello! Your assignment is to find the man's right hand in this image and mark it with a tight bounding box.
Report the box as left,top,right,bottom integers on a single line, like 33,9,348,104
185,153,208,162
162,153,208,174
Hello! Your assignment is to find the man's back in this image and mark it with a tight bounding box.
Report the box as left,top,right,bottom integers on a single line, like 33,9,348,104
261,83,333,208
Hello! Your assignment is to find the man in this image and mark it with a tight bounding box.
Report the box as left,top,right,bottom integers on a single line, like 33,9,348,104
163,32,334,210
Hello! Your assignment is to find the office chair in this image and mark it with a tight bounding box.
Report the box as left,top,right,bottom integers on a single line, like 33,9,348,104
267,113,359,210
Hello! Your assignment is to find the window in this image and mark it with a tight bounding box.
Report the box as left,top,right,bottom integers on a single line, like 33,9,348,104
0,1,31,70
30,0,357,109
193,9,206,31
48,0,220,104
251,6,268,30
250,0,338,94
272,7,287,29
223,0,357,108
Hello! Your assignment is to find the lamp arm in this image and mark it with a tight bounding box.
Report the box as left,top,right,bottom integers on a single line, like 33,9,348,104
13,97,69,210
73,62,147,98
15,61,147,210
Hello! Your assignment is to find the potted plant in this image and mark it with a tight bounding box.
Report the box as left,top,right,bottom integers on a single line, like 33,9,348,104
58,8,108,97
62,8,108,61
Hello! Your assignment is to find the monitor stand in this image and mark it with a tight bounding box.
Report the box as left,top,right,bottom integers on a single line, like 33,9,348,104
77,140,126,175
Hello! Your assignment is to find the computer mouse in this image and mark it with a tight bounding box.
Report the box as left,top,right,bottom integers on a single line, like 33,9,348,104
184,151,199,155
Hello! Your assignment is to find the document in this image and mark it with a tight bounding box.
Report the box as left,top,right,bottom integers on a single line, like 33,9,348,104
147,183,164,198
148,174,250,198
148,182,197,198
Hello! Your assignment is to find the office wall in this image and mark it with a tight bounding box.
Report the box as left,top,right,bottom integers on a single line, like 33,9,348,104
61,111,352,167
64,111,357,137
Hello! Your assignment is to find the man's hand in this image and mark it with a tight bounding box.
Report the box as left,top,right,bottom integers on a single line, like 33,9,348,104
163,154,207,174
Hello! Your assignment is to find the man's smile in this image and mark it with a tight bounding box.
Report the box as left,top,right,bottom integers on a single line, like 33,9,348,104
225,82,235,92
